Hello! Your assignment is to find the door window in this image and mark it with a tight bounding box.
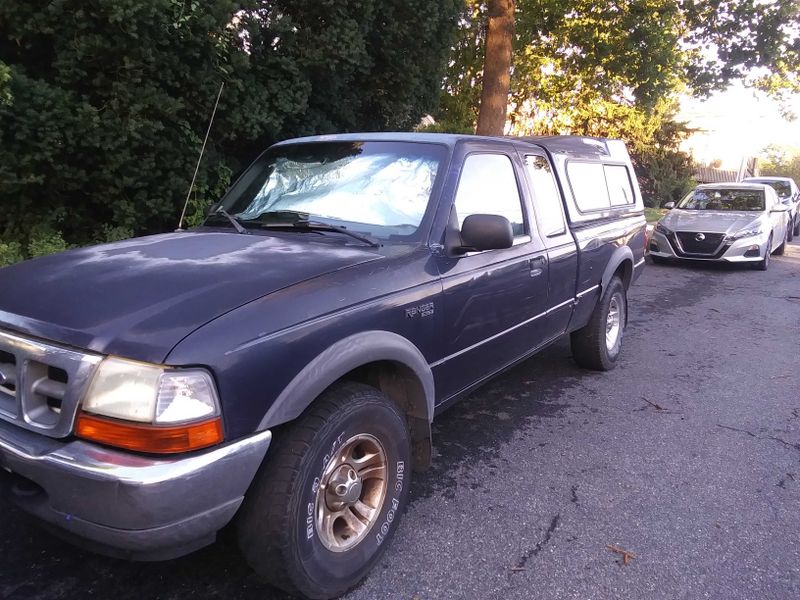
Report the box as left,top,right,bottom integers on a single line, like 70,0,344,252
454,154,526,237
524,155,566,237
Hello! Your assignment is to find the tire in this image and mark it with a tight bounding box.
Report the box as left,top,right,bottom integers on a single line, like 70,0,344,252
754,235,771,270
237,383,412,600
775,231,786,255
793,217,800,237
571,275,627,371
788,222,794,242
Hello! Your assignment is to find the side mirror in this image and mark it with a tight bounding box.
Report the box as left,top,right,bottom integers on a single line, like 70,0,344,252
663,202,675,209
458,214,514,253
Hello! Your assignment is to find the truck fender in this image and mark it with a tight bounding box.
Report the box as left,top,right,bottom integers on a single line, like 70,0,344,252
258,330,435,432
600,245,634,294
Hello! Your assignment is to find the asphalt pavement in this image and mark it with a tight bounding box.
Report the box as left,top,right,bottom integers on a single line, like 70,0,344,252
2,239,799,600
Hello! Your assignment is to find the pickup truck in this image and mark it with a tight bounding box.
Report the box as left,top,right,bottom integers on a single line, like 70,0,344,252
0,133,646,599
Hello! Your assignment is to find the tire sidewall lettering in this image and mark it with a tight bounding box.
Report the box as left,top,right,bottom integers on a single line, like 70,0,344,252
298,410,410,573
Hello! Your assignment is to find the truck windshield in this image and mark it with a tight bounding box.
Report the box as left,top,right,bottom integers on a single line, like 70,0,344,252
677,188,765,212
215,141,446,240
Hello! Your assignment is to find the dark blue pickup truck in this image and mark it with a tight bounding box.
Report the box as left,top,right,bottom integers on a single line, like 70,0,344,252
0,133,645,599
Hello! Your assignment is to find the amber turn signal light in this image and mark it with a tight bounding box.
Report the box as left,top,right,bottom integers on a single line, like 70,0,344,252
75,412,224,454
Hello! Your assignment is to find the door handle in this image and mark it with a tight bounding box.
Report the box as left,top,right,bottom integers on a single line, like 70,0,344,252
528,255,546,277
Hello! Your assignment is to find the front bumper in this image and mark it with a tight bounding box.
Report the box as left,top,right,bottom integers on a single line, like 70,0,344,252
648,230,768,263
0,419,270,560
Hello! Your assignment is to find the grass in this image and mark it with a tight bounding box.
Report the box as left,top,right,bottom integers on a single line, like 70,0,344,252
645,207,667,223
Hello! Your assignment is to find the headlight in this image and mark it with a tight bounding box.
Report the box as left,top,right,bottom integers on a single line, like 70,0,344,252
726,227,763,241
77,357,223,453
655,222,672,235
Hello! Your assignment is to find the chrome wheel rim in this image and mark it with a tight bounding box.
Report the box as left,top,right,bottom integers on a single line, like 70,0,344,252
606,294,624,353
315,433,387,552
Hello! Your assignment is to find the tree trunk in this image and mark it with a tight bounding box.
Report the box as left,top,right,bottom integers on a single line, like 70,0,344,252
475,0,515,136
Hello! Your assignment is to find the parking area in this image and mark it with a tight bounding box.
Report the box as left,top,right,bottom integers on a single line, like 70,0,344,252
2,240,800,600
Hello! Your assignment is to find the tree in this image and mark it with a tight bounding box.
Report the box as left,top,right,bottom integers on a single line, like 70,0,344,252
457,1,800,134
0,0,461,264
475,0,515,135
759,145,800,183
441,1,799,205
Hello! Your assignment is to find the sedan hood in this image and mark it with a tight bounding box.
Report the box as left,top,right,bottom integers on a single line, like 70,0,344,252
661,210,762,235
0,231,382,362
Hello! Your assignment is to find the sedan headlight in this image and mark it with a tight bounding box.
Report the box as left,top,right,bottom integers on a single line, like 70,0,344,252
725,227,763,241
77,357,223,453
655,222,672,235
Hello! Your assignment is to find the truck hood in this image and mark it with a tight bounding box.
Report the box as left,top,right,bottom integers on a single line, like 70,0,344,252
661,210,762,235
0,231,382,362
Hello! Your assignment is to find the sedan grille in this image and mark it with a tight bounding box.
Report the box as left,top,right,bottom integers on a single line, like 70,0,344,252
674,231,726,255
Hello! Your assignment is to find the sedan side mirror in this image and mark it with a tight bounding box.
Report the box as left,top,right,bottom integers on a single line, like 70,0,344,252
663,202,675,209
458,214,514,253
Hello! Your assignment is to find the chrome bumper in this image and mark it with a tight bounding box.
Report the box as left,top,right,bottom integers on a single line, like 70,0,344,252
0,419,270,560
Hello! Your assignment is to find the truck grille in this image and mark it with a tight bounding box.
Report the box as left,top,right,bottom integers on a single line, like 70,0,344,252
674,232,726,256
0,329,101,437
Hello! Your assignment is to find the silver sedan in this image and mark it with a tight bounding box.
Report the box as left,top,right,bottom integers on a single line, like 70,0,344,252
649,183,791,271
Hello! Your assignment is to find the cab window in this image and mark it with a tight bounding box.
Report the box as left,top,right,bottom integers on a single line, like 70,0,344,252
524,155,566,237
453,154,526,237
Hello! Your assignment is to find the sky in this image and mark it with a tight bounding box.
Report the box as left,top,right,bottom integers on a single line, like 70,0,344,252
678,83,800,169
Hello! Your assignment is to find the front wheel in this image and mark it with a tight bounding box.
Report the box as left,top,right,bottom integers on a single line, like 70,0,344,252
775,231,786,255
237,383,412,600
571,276,627,371
754,235,772,270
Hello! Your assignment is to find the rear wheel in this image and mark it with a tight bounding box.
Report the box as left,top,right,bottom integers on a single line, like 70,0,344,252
237,383,412,600
793,216,800,237
571,276,627,371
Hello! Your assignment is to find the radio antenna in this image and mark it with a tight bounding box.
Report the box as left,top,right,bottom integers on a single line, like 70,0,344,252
177,81,225,230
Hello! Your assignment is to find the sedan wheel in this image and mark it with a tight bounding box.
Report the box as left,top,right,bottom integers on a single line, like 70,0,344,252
754,235,772,271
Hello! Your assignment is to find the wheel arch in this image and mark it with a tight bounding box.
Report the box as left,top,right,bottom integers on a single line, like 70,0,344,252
602,245,634,292
258,331,435,470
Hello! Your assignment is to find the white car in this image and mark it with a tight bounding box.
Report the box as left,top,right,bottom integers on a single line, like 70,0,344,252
742,176,800,240
649,183,791,270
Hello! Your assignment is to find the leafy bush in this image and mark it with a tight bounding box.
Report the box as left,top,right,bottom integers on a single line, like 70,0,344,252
0,1,461,264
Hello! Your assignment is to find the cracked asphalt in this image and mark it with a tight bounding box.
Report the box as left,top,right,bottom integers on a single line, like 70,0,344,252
2,239,800,600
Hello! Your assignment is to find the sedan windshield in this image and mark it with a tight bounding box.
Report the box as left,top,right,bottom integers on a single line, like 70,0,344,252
214,141,446,240
756,180,791,199
677,188,765,212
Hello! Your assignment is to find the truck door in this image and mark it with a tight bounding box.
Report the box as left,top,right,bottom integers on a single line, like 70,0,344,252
521,152,579,339
432,148,551,402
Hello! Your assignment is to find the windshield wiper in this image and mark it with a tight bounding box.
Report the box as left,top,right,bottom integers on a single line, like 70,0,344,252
210,208,248,234
257,220,380,248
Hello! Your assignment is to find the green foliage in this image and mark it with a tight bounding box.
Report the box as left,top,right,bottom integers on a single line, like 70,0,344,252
26,226,70,258
758,145,800,183
628,107,697,208
0,240,23,267
0,0,461,263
